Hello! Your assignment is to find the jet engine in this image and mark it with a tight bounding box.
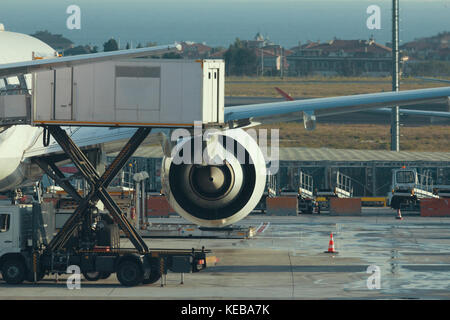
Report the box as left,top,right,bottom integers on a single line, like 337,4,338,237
303,111,316,131
161,128,267,227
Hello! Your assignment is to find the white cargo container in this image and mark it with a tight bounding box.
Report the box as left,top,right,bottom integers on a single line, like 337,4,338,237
32,59,224,127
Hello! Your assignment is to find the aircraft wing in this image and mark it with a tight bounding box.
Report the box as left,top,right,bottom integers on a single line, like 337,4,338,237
23,126,171,160
224,87,450,123
273,86,450,120
0,44,181,78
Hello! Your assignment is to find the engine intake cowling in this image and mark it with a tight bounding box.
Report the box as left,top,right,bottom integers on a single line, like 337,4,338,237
161,128,267,227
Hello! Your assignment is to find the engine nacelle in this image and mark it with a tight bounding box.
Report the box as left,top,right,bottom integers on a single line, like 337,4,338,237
161,128,267,227
303,111,316,131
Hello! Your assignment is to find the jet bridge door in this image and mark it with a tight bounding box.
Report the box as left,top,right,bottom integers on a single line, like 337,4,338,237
53,68,73,121
202,63,224,124
208,68,219,122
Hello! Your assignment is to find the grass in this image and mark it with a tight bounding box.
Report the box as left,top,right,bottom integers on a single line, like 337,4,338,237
256,123,450,152
225,76,450,98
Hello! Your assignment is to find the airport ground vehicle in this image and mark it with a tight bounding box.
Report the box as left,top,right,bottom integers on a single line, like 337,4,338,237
0,126,213,287
387,167,439,210
297,171,315,214
280,171,316,214
0,202,211,286
254,174,277,214
316,171,353,212
434,185,450,198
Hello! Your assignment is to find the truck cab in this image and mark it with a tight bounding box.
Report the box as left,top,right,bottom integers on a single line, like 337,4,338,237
0,205,37,256
0,209,16,256
391,168,418,193
388,168,438,210
0,204,42,284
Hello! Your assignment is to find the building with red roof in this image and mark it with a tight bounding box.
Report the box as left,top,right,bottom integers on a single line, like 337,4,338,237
400,32,450,61
287,38,397,76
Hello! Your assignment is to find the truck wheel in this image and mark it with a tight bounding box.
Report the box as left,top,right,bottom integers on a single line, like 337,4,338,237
117,260,144,287
2,258,26,284
142,259,161,285
83,271,101,281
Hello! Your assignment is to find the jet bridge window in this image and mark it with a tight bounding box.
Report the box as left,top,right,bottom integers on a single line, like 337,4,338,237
0,77,23,95
0,214,10,232
396,171,415,184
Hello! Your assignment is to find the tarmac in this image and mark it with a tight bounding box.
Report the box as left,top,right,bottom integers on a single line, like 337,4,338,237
1,208,450,300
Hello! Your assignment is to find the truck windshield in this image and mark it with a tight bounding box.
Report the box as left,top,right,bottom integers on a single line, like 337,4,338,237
396,171,415,184
0,214,10,232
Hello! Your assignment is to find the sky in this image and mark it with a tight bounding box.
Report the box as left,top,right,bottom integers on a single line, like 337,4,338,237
0,0,449,48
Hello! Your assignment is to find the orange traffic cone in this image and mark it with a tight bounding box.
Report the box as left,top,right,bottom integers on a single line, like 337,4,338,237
396,209,403,220
324,233,338,254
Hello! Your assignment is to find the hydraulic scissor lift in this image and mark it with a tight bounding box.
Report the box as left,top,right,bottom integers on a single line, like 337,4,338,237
30,126,213,286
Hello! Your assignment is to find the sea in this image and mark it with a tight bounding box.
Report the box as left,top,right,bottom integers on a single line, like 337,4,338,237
1,0,449,49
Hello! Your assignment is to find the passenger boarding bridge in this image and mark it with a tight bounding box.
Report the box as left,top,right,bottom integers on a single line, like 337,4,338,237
0,59,225,128
0,57,226,257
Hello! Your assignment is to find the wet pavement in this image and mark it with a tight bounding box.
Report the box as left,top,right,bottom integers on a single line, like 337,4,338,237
1,212,450,299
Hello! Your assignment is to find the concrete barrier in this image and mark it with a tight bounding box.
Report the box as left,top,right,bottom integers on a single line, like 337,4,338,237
420,199,450,217
266,196,298,216
146,196,176,217
330,198,361,216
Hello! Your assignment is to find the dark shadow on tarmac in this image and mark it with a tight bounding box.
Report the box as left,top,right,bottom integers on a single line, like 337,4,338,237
205,265,368,273
0,279,147,289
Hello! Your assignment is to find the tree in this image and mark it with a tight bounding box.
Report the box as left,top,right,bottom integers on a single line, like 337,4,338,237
162,52,182,59
224,39,257,76
103,38,119,52
125,42,131,50
31,30,73,50
64,45,92,56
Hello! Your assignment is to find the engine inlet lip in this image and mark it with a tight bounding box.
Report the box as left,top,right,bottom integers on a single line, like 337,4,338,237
188,161,235,201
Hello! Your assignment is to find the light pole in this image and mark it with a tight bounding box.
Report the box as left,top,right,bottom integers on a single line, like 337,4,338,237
391,0,400,152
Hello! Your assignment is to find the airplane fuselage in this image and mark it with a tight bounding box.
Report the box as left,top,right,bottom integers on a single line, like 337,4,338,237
0,28,58,192
0,125,44,191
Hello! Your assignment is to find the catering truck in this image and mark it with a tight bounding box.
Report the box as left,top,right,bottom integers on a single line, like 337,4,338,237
0,203,213,286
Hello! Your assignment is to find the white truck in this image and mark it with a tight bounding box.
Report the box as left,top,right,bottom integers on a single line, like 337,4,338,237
387,168,439,211
0,203,53,283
